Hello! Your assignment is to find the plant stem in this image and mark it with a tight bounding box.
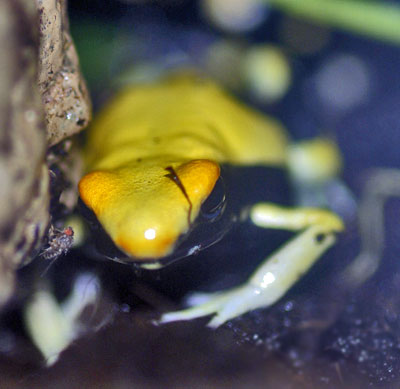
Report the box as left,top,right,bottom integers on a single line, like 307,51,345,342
267,0,400,45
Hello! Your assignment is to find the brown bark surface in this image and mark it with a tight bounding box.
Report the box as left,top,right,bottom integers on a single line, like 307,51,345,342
0,0,91,305
37,0,91,146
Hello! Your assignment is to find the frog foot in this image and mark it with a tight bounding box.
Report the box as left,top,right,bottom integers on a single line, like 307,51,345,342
159,285,261,328
159,224,339,328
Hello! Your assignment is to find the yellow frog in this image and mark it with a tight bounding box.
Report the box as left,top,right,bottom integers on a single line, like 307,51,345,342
79,73,344,328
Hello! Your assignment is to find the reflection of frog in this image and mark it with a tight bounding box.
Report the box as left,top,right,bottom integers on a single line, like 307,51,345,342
79,73,344,328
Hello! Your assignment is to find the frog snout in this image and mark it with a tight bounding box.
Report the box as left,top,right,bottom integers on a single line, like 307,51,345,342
115,225,177,259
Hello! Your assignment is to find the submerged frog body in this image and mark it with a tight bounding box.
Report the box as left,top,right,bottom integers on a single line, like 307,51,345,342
79,74,344,327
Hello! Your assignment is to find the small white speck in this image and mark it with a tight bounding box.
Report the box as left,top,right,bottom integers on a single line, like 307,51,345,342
187,245,201,256
284,301,294,312
260,272,276,288
144,228,156,240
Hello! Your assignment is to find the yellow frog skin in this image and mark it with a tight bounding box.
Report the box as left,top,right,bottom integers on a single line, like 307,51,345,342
79,73,344,327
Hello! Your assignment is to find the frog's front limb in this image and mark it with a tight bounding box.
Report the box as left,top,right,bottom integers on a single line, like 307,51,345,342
159,204,343,328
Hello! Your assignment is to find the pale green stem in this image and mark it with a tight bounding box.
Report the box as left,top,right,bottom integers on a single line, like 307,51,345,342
266,0,400,45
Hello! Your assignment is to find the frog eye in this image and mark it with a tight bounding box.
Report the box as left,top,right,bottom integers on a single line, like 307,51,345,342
199,175,227,222
154,174,236,266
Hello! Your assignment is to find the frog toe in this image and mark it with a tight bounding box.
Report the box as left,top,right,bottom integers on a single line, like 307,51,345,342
158,290,230,325
159,285,257,328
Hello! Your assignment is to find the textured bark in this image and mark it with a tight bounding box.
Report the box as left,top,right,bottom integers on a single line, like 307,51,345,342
0,0,91,305
37,0,91,146
0,1,49,304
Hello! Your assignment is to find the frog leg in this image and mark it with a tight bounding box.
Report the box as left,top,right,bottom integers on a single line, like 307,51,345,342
24,273,100,366
159,204,344,328
343,169,400,287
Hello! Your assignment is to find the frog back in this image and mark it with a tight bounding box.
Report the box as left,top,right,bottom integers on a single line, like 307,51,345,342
85,74,289,171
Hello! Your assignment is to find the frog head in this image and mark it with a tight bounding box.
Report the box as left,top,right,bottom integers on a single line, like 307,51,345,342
79,159,220,261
